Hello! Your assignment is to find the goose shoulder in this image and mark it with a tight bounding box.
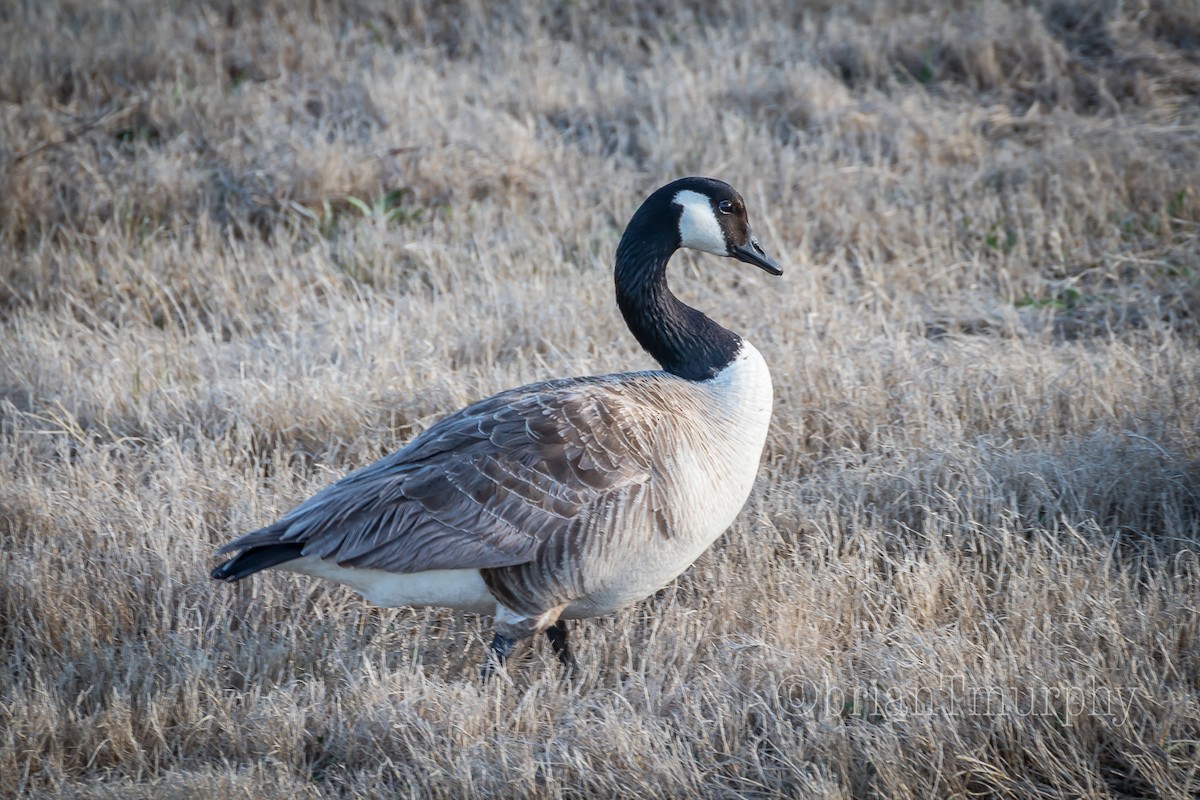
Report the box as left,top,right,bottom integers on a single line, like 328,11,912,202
221,371,726,575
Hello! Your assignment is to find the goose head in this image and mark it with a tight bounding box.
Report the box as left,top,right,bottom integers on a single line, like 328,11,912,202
616,176,782,278
669,177,783,276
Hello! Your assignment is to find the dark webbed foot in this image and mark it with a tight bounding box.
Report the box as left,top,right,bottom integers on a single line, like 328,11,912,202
481,632,517,681
544,620,579,676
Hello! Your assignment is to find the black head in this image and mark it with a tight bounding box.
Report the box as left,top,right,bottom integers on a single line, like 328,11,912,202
637,177,783,276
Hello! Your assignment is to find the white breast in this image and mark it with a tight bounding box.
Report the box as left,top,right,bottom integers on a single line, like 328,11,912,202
565,341,773,618
673,340,774,544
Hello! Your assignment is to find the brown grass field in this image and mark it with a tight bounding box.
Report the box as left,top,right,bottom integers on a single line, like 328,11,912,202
3,1,1200,797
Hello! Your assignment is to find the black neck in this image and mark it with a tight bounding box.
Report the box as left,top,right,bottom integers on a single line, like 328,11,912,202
613,208,742,381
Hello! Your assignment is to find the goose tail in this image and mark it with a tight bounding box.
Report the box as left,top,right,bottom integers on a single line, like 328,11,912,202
210,543,305,582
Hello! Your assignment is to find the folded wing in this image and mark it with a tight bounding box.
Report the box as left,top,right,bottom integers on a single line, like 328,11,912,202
216,375,667,574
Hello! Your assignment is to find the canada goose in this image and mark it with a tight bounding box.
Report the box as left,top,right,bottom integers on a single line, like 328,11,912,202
212,177,782,675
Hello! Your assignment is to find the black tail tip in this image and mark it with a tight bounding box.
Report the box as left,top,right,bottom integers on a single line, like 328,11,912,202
208,543,305,582
210,561,237,581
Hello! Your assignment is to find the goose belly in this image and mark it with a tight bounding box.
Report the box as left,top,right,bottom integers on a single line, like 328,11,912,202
283,556,496,613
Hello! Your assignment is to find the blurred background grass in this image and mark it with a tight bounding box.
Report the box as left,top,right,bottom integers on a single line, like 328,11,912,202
1,1,1198,797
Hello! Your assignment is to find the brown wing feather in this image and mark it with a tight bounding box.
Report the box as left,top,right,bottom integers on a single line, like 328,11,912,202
216,374,665,573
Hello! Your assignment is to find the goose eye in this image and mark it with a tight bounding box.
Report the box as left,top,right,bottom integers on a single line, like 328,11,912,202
717,200,734,215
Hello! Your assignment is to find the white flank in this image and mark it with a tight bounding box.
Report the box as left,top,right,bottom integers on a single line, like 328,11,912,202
283,557,497,613
673,188,727,256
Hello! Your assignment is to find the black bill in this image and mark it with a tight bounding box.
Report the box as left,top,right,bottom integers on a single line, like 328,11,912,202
730,237,783,276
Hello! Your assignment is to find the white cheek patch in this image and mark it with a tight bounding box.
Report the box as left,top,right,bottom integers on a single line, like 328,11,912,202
674,189,728,256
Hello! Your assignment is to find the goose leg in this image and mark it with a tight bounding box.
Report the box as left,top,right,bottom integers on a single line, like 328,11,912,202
482,602,570,680
544,621,578,674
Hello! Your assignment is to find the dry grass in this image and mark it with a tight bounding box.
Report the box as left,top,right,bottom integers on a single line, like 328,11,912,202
2,1,1200,797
